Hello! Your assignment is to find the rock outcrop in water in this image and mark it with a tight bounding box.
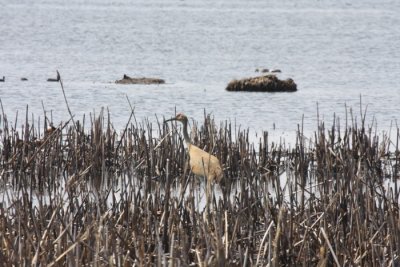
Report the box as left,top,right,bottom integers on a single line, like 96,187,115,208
115,74,165,85
226,74,297,92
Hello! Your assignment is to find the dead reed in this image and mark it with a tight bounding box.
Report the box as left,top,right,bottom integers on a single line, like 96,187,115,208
0,104,399,266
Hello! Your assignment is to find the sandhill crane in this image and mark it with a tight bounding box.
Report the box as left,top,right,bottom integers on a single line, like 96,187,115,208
164,113,223,184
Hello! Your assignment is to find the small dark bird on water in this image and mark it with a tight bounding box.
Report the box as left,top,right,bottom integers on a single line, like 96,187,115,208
0,76,5,82
47,72,60,82
164,113,223,184
21,77,28,81
271,69,281,73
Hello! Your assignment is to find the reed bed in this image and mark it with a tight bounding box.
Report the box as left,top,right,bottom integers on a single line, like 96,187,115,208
0,104,399,266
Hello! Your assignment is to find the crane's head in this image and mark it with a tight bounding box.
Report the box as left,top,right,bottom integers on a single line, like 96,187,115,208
164,113,188,124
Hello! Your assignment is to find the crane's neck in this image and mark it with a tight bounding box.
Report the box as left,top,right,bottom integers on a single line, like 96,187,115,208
181,119,191,145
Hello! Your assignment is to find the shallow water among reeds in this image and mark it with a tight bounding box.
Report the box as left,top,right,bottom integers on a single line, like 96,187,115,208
1,0,400,264
0,109,399,266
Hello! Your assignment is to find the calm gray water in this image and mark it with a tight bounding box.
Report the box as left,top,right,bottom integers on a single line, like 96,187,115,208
1,0,399,142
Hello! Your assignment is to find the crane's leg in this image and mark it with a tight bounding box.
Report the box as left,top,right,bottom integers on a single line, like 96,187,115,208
206,178,212,207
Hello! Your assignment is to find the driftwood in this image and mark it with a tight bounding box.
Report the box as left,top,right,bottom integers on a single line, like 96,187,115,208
115,74,165,84
226,74,297,92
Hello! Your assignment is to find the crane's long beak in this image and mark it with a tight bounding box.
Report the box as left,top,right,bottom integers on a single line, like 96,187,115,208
164,117,176,123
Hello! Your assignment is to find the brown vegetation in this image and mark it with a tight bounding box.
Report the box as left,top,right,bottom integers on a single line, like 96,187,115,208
0,106,399,266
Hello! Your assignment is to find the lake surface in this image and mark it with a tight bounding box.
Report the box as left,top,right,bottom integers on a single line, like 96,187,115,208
1,0,399,143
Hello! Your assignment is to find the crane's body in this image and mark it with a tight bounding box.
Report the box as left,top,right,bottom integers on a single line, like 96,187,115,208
165,113,223,183
187,143,223,183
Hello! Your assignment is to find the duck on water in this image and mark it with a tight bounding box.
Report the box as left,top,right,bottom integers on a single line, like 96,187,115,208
47,72,60,82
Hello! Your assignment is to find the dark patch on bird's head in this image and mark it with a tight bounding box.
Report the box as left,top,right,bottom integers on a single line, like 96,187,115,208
175,113,188,122
164,113,188,123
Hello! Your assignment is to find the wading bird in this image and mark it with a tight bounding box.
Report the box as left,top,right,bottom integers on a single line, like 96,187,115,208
164,113,223,184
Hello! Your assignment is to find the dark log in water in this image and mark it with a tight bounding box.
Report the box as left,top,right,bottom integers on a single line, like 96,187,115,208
226,74,297,92
115,74,165,84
